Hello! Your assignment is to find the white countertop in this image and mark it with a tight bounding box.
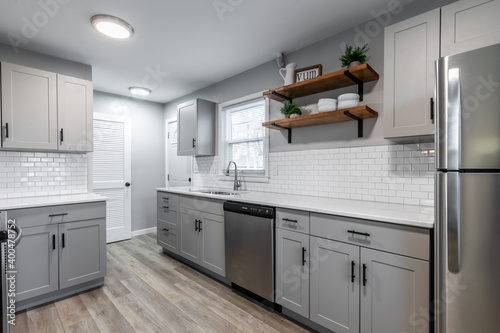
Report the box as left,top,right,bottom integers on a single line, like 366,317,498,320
157,187,434,229
0,193,108,210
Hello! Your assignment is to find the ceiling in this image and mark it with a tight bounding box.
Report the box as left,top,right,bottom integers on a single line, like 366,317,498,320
0,0,412,104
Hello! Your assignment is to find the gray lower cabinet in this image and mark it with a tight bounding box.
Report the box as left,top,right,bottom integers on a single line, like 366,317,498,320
157,192,180,254
8,202,107,306
309,237,360,333
179,203,225,277
15,225,59,302
58,219,107,289
276,228,310,318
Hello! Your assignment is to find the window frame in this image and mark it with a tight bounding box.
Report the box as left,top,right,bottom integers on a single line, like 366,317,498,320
218,91,269,183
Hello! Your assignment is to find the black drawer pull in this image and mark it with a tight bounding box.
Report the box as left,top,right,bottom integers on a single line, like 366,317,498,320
363,264,367,286
282,218,298,223
53,235,56,250
49,213,68,217
302,247,306,266
60,128,64,142
161,206,169,209
161,228,169,233
162,197,169,200
348,230,370,237
351,261,355,283
62,233,65,248
5,123,8,138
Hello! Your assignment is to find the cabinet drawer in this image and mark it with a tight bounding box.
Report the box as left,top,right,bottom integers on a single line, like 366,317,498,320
157,223,179,254
7,202,106,228
276,208,310,234
180,195,223,216
310,213,429,260
157,192,179,206
157,205,178,228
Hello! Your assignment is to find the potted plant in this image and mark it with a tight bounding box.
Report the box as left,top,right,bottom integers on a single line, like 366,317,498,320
339,44,369,68
280,101,302,118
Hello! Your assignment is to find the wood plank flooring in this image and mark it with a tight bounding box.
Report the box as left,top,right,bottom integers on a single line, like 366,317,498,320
11,233,312,333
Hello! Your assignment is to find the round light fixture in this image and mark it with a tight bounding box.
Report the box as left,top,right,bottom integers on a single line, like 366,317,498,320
91,14,134,39
129,86,151,96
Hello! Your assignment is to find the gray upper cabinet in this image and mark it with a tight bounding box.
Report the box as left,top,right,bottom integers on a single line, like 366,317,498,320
441,0,500,57
360,248,429,333
57,75,93,152
1,62,58,150
383,9,440,139
177,99,216,156
1,62,93,152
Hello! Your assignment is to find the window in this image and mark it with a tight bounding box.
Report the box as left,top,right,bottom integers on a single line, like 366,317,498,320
219,92,269,180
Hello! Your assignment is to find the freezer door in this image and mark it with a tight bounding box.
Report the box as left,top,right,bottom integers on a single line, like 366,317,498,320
436,43,500,170
436,173,500,333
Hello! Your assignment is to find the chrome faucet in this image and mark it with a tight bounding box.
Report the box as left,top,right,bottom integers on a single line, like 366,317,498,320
225,161,241,191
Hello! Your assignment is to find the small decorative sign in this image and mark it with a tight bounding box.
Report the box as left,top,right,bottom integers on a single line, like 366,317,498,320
294,64,322,83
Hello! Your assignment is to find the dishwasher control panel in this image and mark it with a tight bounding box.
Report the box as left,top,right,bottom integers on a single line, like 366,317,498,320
223,202,275,219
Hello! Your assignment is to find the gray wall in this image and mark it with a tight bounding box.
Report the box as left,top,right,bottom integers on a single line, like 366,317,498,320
164,0,456,152
0,42,91,80
93,91,165,232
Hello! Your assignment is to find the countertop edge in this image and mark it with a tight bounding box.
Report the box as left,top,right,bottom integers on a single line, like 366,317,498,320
156,187,434,229
0,194,109,211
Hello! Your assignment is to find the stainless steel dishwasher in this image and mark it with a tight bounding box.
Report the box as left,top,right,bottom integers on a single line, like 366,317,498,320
224,201,275,303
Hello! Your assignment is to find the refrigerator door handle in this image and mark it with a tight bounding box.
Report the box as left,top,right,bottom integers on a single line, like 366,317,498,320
447,173,461,273
447,68,461,170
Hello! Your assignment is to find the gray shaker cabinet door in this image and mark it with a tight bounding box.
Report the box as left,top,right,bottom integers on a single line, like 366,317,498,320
177,100,198,156
59,218,107,289
199,212,225,277
309,237,360,333
15,225,59,302
360,248,429,333
276,228,310,318
179,208,201,263
1,62,58,150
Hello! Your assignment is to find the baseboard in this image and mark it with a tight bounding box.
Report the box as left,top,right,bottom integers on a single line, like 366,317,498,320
131,227,156,237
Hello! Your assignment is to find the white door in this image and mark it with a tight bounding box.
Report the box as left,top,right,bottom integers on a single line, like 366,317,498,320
92,113,131,243
167,120,192,187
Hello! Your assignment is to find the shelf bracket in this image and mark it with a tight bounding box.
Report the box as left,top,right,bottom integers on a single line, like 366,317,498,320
344,110,363,138
271,123,292,143
271,91,292,102
344,70,364,101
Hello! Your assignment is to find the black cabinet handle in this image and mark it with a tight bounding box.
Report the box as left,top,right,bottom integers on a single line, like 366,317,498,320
192,138,196,148
282,218,298,223
198,220,202,232
302,247,306,266
60,128,64,142
5,123,8,138
195,219,198,232
351,261,355,283
49,213,68,217
53,235,56,250
162,197,169,200
348,230,370,237
62,233,65,248
161,206,169,209
161,228,169,233
430,97,434,121
363,264,367,286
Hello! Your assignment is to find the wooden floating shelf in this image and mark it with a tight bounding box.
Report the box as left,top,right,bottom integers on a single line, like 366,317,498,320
263,105,378,129
262,105,378,143
263,63,379,102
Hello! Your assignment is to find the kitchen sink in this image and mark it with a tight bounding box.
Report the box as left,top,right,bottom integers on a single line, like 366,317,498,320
189,189,239,196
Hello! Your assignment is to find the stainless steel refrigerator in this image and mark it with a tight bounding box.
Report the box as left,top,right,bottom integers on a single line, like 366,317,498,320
435,43,500,333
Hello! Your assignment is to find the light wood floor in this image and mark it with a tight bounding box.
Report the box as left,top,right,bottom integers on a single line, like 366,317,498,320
11,233,312,333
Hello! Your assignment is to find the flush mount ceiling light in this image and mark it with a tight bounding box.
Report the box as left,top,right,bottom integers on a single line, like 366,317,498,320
129,86,151,96
91,14,134,39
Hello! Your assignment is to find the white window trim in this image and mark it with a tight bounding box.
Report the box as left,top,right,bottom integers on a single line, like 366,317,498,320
217,91,270,184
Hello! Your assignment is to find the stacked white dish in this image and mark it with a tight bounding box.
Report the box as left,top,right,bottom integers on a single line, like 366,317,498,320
337,93,360,109
318,98,337,112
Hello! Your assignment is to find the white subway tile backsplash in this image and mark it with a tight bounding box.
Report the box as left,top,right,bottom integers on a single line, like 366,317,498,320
194,143,435,207
0,152,87,199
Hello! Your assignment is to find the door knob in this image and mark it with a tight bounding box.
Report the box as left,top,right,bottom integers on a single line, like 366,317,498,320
125,182,131,187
